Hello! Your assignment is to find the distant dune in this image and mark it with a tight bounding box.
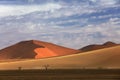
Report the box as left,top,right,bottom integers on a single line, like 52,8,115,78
0,40,80,59
80,41,119,52
0,46,120,70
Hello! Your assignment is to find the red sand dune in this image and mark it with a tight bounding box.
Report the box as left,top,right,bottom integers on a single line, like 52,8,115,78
80,41,119,52
33,40,80,58
35,48,57,58
0,40,80,59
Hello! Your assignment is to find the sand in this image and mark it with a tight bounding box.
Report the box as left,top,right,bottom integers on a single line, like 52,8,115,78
0,46,119,70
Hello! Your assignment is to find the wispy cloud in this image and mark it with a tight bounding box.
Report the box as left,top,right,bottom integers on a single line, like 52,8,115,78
0,3,61,17
0,0,119,49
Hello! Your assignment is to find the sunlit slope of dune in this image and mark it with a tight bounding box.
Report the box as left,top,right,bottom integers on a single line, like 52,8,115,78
34,47,58,58
0,46,120,70
33,40,80,58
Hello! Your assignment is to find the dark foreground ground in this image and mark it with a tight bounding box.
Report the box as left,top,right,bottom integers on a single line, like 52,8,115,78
0,69,120,80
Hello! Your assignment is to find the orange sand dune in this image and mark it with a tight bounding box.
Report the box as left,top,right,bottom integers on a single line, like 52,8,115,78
0,46,119,70
0,40,80,59
34,48,57,58
33,40,80,58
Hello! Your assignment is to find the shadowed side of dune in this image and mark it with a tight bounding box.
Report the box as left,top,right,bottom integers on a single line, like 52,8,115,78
0,40,44,59
80,41,119,52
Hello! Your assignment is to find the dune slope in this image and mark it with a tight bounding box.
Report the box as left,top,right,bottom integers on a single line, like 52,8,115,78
0,40,80,59
80,41,119,52
0,46,120,70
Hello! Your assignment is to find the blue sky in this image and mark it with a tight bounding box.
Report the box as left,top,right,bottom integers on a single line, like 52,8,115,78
0,0,120,49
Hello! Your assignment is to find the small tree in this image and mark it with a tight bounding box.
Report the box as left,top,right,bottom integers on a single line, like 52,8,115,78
43,64,49,70
98,67,103,70
82,67,86,69
18,67,22,71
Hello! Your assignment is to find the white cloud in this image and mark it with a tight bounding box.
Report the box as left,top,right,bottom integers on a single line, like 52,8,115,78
0,0,119,49
99,0,117,5
0,0,118,19
1,17,119,49
90,0,118,5
0,3,62,17
90,0,119,8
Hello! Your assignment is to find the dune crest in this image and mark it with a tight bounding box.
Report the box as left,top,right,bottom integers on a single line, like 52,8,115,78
80,41,119,52
0,40,80,59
